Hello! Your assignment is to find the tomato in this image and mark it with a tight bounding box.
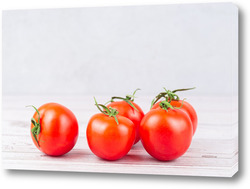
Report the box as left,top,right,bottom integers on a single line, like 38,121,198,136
106,101,144,144
105,89,144,145
29,103,78,156
151,100,197,135
86,98,136,160
140,107,193,161
86,113,135,160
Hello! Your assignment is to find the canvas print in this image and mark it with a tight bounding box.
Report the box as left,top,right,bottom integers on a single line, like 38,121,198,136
2,3,238,177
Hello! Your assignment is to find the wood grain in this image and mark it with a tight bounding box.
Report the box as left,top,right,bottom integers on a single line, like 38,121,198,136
1,95,238,177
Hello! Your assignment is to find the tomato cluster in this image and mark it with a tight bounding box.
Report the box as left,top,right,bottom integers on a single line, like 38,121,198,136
140,88,197,161
28,88,197,161
86,90,145,160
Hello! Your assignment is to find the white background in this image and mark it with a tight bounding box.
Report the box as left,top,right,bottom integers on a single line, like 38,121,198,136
2,3,237,96
0,0,247,188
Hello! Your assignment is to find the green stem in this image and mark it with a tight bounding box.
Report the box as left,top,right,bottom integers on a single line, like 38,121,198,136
126,88,141,101
159,100,174,111
159,98,186,111
150,87,195,109
173,98,186,109
106,88,141,112
94,97,119,125
172,87,196,93
26,105,41,147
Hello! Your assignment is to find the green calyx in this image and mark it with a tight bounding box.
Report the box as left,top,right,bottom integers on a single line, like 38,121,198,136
105,88,141,112
94,97,119,125
159,98,186,111
150,87,195,110
26,105,41,147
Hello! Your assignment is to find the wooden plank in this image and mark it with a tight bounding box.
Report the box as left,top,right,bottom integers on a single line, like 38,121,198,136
1,120,238,140
2,159,238,177
2,138,238,177
2,135,238,157
1,95,238,177
2,149,238,177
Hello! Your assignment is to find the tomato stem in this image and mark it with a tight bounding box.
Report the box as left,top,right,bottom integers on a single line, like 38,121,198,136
150,87,195,109
159,101,173,111
26,105,41,147
105,88,141,112
159,98,186,111
172,87,196,93
125,88,140,102
94,97,119,125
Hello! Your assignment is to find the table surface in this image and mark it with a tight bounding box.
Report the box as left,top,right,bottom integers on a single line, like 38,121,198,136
2,95,238,177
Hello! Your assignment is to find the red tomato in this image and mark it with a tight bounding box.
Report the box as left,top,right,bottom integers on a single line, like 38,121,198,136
86,113,136,160
29,103,78,156
140,108,193,161
151,100,197,135
106,101,144,144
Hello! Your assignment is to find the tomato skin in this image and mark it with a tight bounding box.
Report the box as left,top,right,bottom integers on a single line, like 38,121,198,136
151,100,197,135
30,103,78,156
106,101,144,144
86,113,136,160
140,108,193,161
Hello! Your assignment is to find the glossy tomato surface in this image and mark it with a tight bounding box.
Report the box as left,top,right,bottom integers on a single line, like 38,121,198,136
140,108,193,161
86,113,136,160
30,103,78,156
106,101,144,144
151,100,197,135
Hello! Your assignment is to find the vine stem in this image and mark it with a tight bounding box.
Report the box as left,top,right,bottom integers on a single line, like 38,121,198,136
172,87,196,93
150,87,195,109
105,88,141,112
159,98,186,111
26,105,41,147
94,97,119,125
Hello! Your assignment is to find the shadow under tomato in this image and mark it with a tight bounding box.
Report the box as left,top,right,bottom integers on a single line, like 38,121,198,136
39,149,90,159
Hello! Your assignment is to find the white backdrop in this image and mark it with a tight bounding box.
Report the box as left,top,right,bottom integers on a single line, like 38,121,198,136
2,3,237,96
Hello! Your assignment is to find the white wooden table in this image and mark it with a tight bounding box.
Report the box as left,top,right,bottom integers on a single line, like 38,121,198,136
2,95,238,177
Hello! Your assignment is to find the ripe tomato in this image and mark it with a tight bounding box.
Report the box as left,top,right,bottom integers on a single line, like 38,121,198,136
29,103,79,156
151,100,197,135
86,113,135,160
106,101,144,144
140,107,193,161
